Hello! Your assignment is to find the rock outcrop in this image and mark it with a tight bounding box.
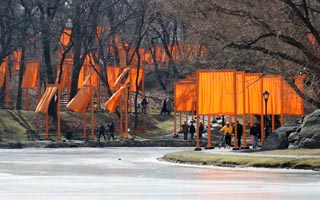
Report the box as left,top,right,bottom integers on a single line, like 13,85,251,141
262,109,320,150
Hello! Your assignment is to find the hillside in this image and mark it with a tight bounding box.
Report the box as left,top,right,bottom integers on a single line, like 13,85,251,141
0,109,175,142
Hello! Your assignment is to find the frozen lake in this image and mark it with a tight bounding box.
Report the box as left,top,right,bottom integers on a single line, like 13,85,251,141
0,147,319,200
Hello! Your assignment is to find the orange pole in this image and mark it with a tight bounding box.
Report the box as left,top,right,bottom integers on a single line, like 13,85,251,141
242,73,247,148
142,70,145,99
125,86,129,139
179,111,182,128
120,94,123,138
5,59,9,108
205,115,213,149
261,79,265,144
280,77,284,126
83,112,87,139
37,64,41,103
57,88,61,141
129,68,132,113
174,108,177,137
186,112,188,124
25,89,29,110
97,87,101,112
250,114,253,145
272,114,275,133
45,111,49,140
195,71,201,151
195,112,201,151
91,87,95,140
233,71,238,148
234,115,238,148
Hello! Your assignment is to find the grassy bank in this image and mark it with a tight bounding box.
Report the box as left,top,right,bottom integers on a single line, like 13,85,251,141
162,150,320,171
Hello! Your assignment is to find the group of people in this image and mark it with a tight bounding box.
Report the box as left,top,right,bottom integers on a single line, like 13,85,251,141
180,121,204,140
160,97,174,115
218,121,262,148
98,122,115,142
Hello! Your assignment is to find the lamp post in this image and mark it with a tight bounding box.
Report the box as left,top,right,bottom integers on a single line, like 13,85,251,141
262,91,269,140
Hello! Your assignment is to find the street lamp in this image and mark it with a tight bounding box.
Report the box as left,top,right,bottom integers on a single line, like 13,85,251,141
262,91,269,139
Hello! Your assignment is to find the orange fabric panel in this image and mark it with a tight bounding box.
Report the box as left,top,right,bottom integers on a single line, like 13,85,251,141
125,67,144,92
114,67,130,88
106,66,121,91
193,43,200,58
177,44,185,61
67,86,92,113
83,53,95,65
89,64,100,90
197,70,236,115
156,46,164,63
144,53,153,65
13,50,22,71
78,64,90,88
59,29,72,47
263,75,283,115
58,59,73,88
35,85,58,113
115,34,121,44
175,82,196,111
244,74,263,114
118,44,127,67
0,57,8,87
22,61,40,88
104,85,126,113
236,72,245,114
308,33,316,46
200,46,207,57
128,47,137,65
282,76,305,115
139,48,145,66
96,26,106,38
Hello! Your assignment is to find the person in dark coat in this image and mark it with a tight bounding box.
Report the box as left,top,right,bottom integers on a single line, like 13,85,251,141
160,99,167,115
189,122,196,140
234,121,243,148
98,123,106,141
141,97,148,114
250,122,260,148
199,122,204,139
181,121,189,140
107,122,115,141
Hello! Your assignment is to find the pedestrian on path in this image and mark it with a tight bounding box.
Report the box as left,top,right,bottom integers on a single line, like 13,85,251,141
219,122,233,148
189,122,196,140
108,122,115,141
98,123,106,141
181,121,189,140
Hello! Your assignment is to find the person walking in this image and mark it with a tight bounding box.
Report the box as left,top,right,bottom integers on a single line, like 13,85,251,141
181,121,189,140
199,122,204,139
107,122,115,141
98,123,106,141
160,99,167,115
141,97,148,114
219,122,233,148
234,121,243,148
250,122,260,148
189,122,196,140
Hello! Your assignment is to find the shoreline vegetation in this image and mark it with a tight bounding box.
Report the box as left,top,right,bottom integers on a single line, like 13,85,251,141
162,150,320,171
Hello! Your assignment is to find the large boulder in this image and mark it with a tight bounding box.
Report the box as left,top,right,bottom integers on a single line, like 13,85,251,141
262,109,320,150
291,109,320,149
261,126,296,150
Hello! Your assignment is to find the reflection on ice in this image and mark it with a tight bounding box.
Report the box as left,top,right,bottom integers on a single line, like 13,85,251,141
0,147,319,200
